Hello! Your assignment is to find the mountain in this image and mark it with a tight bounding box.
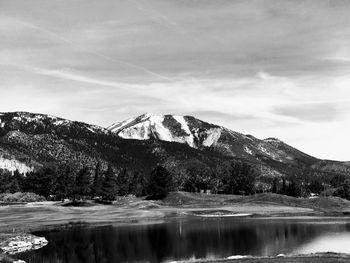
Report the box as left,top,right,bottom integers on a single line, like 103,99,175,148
109,113,350,177
0,112,231,176
109,113,316,164
0,111,349,185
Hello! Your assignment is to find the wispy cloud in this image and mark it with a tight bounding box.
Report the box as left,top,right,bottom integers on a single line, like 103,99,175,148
6,18,174,81
33,67,128,89
273,102,339,122
1,0,350,160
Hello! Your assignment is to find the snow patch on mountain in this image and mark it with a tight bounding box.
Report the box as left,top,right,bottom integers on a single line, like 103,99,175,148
172,116,195,147
173,116,190,135
116,115,197,147
244,146,253,155
108,117,136,133
150,115,176,141
202,128,222,147
109,113,224,148
0,157,33,174
118,121,152,140
258,144,283,162
53,119,70,126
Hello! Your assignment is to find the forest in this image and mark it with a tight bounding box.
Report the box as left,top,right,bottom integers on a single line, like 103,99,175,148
0,160,349,203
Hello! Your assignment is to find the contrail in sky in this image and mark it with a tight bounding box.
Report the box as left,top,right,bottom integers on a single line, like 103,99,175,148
14,19,174,82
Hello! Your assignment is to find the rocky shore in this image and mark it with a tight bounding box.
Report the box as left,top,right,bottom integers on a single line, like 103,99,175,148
0,233,48,261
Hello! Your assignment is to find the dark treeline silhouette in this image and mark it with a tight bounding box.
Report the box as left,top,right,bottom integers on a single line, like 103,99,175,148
0,160,258,202
1,160,349,202
270,175,350,199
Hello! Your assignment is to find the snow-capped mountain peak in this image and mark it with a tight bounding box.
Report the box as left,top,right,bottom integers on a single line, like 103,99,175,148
108,113,222,148
107,113,319,165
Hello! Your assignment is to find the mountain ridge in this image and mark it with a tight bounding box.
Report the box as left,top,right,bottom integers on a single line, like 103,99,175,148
0,111,349,184
108,113,320,165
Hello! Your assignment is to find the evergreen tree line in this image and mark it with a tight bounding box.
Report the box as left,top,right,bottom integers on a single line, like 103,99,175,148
271,178,303,197
0,160,257,201
1,161,349,201
271,175,350,199
182,161,256,195
0,163,157,202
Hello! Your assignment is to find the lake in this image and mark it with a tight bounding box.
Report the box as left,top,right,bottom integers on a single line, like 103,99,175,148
15,217,350,263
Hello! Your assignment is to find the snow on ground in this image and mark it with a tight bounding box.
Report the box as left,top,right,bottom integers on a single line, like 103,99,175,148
257,144,283,162
0,157,33,174
173,116,195,147
53,119,71,126
118,121,152,140
110,114,225,148
173,116,191,135
149,115,174,141
117,114,197,147
244,146,253,155
202,128,222,147
108,117,136,133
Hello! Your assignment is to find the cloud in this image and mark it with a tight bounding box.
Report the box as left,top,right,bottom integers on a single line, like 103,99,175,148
189,111,257,122
32,67,129,89
1,0,350,160
273,103,339,122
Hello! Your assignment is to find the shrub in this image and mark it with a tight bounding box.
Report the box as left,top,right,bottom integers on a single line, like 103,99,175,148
0,192,46,203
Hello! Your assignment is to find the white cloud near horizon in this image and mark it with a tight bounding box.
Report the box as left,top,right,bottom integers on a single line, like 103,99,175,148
0,0,350,161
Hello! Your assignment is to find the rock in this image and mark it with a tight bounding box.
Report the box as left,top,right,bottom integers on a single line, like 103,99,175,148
227,255,249,259
0,234,48,255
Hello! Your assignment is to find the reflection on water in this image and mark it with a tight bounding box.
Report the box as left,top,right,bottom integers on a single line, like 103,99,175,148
293,232,350,254
16,218,350,263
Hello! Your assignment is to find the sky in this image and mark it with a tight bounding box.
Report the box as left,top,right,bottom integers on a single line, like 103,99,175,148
0,0,350,161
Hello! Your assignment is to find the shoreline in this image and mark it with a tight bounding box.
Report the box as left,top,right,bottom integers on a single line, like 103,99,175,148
0,192,349,262
176,253,350,263
1,192,350,233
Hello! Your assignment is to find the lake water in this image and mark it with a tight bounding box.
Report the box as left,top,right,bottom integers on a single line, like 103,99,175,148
16,217,350,263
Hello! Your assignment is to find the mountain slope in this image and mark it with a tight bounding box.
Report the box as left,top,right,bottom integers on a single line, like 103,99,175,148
109,113,350,177
109,113,316,164
0,112,234,176
0,111,348,183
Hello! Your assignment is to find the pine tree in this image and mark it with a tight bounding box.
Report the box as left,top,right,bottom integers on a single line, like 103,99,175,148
101,164,117,202
13,170,25,191
92,162,102,197
74,166,91,201
235,162,256,195
117,168,130,196
147,165,172,199
272,178,278,193
8,177,20,193
23,166,56,198
0,170,12,193
55,165,75,201
281,179,287,195
286,180,300,197
133,171,148,197
340,179,350,199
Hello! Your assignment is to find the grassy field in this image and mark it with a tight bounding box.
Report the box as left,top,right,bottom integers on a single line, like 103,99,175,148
0,193,350,262
0,192,350,233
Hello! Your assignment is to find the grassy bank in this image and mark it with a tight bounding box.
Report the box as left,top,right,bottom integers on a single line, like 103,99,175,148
0,192,349,232
177,253,350,263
